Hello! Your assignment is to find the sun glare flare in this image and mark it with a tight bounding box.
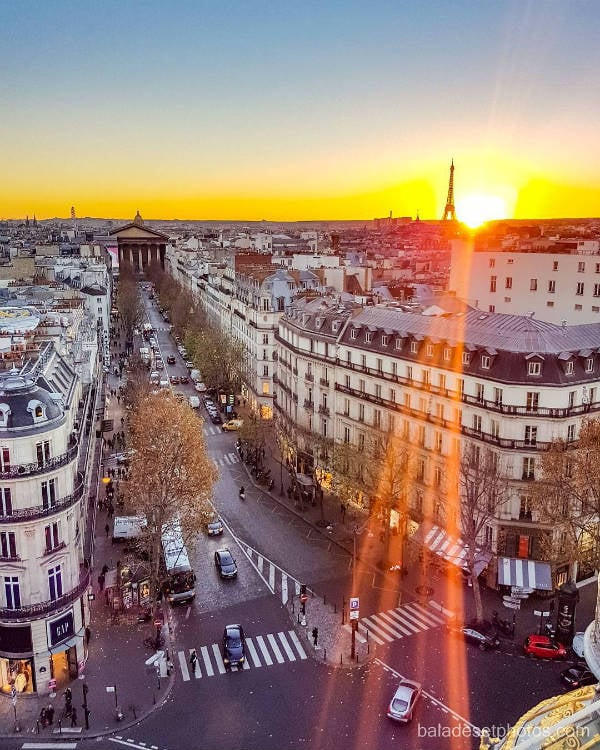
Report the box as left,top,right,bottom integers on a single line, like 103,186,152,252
456,193,508,228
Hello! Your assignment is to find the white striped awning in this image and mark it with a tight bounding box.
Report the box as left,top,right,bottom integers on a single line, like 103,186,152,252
411,522,492,577
497,557,552,591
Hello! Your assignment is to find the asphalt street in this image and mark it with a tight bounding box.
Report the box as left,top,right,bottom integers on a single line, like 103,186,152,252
19,286,587,750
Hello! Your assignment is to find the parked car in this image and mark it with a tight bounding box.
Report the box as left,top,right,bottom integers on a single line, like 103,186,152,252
170,375,180,385
523,635,567,660
387,679,422,723
185,360,194,369
447,621,500,651
211,412,223,425
155,360,164,370
206,518,224,536
180,375,189,384
215,548,237,579
560,664,596,689
195,382,207,393
166,355,176,365
223,418,244,431
222,624,246,668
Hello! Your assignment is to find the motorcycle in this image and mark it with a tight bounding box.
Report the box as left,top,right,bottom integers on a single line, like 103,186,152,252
239,487,246,501
492,610,515,637
267,478,274,491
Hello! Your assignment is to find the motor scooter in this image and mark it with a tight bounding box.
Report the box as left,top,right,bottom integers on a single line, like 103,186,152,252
239,487,246,501
492,610,515,637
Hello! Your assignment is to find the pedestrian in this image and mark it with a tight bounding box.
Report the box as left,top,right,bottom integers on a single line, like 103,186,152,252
108,503,114,518
101,563,109,575
85,626,91,644
40,707,48,727
70,707,78,727
98,573,105,591
46,704,54,725
340,503,346,520
104,523,110,538
312,627,318,647
190,649,197,671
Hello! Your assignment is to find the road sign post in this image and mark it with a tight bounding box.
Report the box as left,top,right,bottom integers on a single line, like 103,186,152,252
349,598,360,659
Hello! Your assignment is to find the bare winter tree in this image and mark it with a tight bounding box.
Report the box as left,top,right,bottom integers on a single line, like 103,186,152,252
122,391,217,624
532,419,600,580
458,444,509,623
116,271,144,344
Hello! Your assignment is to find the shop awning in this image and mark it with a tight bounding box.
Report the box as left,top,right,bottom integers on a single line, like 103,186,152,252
411,522,492,576
497,557,552,591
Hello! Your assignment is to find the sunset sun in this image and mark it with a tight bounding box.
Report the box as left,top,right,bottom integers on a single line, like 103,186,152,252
456,193,508,228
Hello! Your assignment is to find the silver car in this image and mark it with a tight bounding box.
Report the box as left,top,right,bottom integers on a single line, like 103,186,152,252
387,679,422,723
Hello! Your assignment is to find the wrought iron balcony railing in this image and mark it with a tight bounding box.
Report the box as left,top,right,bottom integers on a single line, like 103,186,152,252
0,569,90,622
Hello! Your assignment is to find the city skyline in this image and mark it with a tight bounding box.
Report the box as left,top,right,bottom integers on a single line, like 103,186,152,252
2,1,600,223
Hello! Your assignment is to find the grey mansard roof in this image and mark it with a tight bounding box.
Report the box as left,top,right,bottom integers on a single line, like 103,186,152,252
0,370,64,431
342,307,600,354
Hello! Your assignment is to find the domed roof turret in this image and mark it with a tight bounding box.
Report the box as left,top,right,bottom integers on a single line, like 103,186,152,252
133,210,144,227
0,368,64,430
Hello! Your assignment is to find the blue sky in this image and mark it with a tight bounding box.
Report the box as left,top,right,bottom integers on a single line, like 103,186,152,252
2,0,600,219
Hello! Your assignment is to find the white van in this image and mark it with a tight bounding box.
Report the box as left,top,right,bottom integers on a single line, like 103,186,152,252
159,377,170,388
190,369,202,383
189,395,200,409
149,371,160,385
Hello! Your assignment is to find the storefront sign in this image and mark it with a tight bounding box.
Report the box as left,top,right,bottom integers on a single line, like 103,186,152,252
47,610,74,647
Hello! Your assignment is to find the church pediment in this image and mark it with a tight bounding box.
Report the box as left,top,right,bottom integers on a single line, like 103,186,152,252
109,224,168,241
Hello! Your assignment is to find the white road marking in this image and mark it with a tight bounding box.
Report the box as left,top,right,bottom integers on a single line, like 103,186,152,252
212,643,226,674
267,633,285,663
288,630,308,659
277,631,296,661
201,645,213,676
22,745,78,750
245,637,262,667
178,651,190,681
374,657,479,732
256,635,273,665
383,609,420,635
268,563,275,591
407,602,445,626
368,612,407,638
281,573,288,604
360,615,394,642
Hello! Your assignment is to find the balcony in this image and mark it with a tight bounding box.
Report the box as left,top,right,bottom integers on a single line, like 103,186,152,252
42,541,67,557
303,400,314,410
305,373,314,382
320,378,330,387
318,405,330,416
0,569,90,622
0,442,79,480
292,368,298,376
0,478,85,524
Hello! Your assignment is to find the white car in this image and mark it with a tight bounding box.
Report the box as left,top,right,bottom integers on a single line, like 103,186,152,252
195,382,207,392
387,679,422,723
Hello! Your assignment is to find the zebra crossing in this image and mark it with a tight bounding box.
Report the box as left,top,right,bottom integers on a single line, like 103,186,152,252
210,451,240,468
342,601,446,645
239,542,303,605
177,629,307,681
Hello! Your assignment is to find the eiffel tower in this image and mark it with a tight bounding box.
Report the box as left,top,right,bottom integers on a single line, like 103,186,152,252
442,159,457,221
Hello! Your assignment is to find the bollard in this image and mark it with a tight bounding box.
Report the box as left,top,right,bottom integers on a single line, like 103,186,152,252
297,613,300,624
36,720,40,734
153,693,156,705
58,719,62,735
340,653,343,665
323,594,326,606
334,603,337,614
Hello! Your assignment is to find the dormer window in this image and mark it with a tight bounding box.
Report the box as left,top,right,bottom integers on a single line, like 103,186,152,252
365,332,372,343
481,355,491,370
462,352,471,365
28,400,47,424
381,335,388,347
315,317,323,329
566,361,574,375
0,405,10,428
410,342,418,354
426,344,434,357
350,328,357,340
443,348,452,361
586,357,594,373
332,321,340,333
395,338,402,349
528,362,542,376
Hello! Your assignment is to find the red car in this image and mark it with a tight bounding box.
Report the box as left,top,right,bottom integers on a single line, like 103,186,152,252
523,635,567,660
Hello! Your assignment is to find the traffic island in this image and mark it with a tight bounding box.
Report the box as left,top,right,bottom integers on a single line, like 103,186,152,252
286,592,374,669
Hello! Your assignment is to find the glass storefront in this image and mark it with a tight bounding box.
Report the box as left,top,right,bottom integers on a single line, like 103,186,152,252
0,657,35,694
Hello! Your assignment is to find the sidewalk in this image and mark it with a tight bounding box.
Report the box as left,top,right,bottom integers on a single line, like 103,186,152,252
0,328,174,740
